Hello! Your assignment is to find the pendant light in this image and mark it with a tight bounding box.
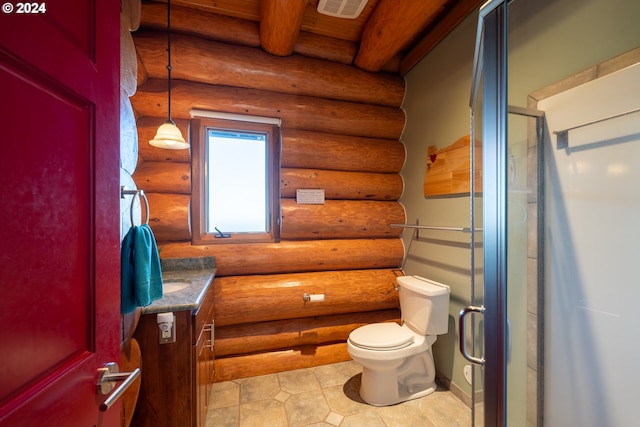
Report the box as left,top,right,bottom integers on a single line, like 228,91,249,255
149,0,189,150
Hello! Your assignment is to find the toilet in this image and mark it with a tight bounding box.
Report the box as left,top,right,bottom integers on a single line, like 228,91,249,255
347,275,450,406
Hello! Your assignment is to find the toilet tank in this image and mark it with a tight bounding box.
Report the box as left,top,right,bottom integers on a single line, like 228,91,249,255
397,275,450,336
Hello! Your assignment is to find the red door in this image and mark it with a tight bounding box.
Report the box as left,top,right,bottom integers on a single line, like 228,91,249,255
0,1,121,426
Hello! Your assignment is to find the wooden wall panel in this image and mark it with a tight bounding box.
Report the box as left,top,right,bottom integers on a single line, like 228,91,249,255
131,79,405,140
213,269,401,326
143,196,405,246
214,309,400,357
131,17,407,379
214,342,351,382
281,168,403,200
145,193,191,242
281,128,405,173
135,120,406,172
135,162,191,194
158,239,404,277
281,199,404,240
134,31,404,107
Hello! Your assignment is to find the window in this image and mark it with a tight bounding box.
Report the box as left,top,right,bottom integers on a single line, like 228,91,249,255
191,116,281,244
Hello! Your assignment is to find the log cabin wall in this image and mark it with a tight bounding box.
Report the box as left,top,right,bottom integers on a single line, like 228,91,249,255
130,2,407,381
120,4,141,343
120,2,145,422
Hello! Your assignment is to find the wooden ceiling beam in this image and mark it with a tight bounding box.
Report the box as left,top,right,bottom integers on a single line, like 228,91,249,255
134,31,405,107
141,2,365,67
354,0,449,72
141,2,260,47
260,0,307,56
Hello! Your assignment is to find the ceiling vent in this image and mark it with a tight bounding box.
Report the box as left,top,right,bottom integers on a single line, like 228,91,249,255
317,0,368,19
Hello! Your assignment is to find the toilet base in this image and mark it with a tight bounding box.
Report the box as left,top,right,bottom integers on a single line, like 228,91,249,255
357,351,437,406
360,370,436,406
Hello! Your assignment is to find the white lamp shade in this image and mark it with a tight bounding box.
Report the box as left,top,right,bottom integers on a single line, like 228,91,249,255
149,121,189,150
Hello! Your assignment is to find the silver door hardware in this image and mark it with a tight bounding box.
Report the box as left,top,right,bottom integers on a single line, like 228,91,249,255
458,305,486,366
96,362,141,412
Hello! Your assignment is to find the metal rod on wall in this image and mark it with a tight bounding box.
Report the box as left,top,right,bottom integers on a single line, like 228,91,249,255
390,224,483,233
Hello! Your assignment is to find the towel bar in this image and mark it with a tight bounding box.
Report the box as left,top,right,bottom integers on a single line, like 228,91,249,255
552,106,640,148
121,186,150,225
390,223,483,232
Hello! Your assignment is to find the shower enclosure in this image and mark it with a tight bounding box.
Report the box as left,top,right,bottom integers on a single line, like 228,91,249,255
465,1,551,425
466,0,640,426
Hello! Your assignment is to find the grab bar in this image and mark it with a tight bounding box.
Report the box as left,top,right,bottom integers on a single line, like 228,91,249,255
121,186,150,225
391,223,482,241
553,106,640,148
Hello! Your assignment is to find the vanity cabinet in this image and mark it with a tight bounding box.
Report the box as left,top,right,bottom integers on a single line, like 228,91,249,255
194,288,215,427
132,287,215,427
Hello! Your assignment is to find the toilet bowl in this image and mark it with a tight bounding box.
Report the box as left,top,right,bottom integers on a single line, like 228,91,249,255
347,275,450,406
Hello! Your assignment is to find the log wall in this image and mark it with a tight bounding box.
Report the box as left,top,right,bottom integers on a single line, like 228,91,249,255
130,18,406,380
120,2,144,420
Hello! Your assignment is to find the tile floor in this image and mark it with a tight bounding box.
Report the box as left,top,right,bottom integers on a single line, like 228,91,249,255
205,361,470,427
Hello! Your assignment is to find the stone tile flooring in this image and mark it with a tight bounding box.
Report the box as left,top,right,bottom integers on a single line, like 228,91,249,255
205,361,470,427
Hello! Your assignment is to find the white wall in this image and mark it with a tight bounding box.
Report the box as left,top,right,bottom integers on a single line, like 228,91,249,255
539,62,640,427
401,10,479,397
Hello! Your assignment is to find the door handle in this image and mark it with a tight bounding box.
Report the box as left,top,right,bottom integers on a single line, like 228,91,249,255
203,322,214,351
458,305,486,366
96,362,141,412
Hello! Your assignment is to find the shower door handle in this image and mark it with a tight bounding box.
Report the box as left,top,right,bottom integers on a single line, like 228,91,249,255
458,305,486,366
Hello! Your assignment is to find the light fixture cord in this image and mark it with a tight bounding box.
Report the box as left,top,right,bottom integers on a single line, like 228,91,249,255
167,0,173,123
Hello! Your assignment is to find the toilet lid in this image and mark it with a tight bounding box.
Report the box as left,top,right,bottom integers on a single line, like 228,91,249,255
349,323,414,350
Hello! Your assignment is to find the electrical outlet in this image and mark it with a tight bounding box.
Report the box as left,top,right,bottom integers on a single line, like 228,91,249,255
464,364,472,385
158,317,176,344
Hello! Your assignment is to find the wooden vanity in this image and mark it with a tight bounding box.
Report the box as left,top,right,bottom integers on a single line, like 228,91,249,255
132,258,216,427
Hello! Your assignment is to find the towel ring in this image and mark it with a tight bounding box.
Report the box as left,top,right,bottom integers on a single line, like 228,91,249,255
121,186,150,225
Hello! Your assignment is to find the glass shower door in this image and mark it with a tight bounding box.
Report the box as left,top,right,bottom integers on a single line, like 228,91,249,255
465,1,508,426
468,27,485,427
464,1,542,426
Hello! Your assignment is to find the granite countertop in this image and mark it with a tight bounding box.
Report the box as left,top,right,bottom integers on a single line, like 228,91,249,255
141,257,216,314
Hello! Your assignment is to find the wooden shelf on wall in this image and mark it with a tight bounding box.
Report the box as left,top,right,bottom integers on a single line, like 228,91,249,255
423,135,482,197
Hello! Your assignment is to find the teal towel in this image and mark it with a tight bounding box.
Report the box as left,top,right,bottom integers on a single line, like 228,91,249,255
135,224,164,305
121,226,137,314
121,224,164,314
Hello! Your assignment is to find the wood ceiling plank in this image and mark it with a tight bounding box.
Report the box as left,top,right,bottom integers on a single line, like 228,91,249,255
142,0,478,76
140,3,364,67
171,0,260,21
141,2,260,46
300,0,378,42
354,0,449,72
